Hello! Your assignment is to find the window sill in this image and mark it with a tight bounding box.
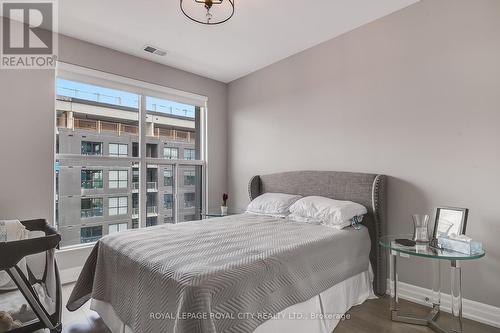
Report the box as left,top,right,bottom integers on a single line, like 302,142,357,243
57,242,96,253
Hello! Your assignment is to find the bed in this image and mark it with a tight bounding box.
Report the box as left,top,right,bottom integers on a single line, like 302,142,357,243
67,171,387,333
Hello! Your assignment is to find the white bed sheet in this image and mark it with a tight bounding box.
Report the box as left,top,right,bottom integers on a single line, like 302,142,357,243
91,265,375,333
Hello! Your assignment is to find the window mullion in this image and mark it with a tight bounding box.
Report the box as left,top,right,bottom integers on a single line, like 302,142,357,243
174,163,179,224
139,94,147,228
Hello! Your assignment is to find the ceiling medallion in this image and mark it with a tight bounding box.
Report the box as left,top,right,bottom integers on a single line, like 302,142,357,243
180,0,235,25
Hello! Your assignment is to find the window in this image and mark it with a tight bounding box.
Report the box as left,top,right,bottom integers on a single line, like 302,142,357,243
184,148,196,160
184,192,196,208
109,223,128,234
56,68,205,247
183,214,196,221
177,166,202,223
132,169,139,183
164,194,173,209
146,217,157,227
132,194,139,217
109,170,128,189
184,170,196,186
109,143,128,157
132,142,139,157
81,170,103,189
132,168,139,191
146,193,157,214
81,198,103,218
147,144,158,158
81,141,102,155
146,169,158,191
80,226,103,243
164,147,178,159
164,170,173,186
109,197,128,216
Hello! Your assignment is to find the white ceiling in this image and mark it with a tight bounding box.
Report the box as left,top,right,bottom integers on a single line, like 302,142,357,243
59,0,419,83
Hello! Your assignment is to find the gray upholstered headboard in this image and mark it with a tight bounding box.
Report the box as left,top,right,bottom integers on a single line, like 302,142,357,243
248,170,387,296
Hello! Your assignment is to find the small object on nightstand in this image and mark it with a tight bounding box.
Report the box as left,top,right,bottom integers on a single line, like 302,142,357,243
437,234,483,255
430,206,469,250
412,214,430,243
221,193,229,216
429,238,441,249
395,238,416,247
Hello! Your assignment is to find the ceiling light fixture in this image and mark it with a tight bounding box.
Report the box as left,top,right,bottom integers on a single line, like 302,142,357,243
180,0,234,25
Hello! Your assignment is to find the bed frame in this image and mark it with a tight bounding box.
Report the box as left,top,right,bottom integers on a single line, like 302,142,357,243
248,170,387,296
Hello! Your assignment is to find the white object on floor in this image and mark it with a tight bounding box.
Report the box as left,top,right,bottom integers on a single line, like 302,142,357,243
91,266,375,333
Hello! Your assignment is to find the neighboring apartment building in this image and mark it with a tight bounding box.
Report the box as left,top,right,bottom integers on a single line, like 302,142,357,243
56,86,202,247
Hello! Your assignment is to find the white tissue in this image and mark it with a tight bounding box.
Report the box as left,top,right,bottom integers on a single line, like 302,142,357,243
448,233,472,243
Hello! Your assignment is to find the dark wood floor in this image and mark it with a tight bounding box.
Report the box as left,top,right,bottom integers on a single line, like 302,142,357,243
335,296,500,333
53,284,500,333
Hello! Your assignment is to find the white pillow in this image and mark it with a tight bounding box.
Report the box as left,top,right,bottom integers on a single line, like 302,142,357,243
288,196,367,227
246,193,302,217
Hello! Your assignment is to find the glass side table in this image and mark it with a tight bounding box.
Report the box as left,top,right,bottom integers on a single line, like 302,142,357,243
380,235,485,333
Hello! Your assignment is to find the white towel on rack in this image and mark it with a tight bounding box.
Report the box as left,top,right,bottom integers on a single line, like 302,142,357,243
0,220,29,290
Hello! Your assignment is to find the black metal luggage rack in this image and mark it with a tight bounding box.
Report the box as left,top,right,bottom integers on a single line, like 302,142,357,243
0,219,62,333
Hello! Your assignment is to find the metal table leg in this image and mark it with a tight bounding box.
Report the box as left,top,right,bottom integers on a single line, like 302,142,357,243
390,250,428,325
389,252,463,333
389,249,398,316
450,260,463,333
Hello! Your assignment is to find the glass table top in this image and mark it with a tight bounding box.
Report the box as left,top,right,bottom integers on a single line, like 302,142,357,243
380,234,485,260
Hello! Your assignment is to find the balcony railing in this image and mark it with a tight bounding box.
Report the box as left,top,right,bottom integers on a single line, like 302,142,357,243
131,206,158,217
80,235,102,244
57,87,194,118
58,117,139,136
149,103,194,118
132,207,139,218
58,87,138,108
57,117,194,143
147,182,158,192
81,180,103,189
147,206,158,216
81,207,103,219
184,201,196,209
154,127,195,143
132,182,139,192
56,116,67,128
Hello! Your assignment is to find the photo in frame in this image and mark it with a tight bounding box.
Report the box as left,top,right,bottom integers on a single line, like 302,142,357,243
432,207,469,239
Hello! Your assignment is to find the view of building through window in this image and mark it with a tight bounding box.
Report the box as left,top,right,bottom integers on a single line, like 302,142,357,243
56,76,203,247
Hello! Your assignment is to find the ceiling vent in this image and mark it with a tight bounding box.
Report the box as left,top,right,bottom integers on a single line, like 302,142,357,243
143,45,167,56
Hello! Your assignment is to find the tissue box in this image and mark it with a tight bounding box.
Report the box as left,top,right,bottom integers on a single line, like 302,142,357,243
438,236,483,255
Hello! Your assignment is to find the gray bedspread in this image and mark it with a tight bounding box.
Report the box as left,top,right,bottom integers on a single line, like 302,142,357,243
67,213,371,333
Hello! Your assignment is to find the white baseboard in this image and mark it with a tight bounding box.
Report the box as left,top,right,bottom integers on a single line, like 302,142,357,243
386,279,500,328
60,266,82,285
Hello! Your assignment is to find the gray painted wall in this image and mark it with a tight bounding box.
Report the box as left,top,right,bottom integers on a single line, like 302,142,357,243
228,0,500,307
0,69,55,227
0,29,228,270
